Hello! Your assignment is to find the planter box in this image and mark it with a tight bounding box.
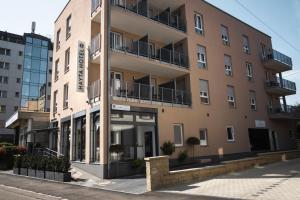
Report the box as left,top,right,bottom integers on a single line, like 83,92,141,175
36,170,45,179
20,168,28,176
13,167,20,175
45,171,55,180
54,172,71,182
28,169,36,177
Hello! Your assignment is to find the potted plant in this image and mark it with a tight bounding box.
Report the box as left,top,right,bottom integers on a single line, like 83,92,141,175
36,156,46,179
186,137,200,160
13,155,22,175
131,159,143,169
55,156,71,182
27,155,36,177
160,141,175,156
45,157,56,180
20,155,29,176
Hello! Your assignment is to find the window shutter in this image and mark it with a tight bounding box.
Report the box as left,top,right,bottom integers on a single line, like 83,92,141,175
200,80,208,93
224,55,232,66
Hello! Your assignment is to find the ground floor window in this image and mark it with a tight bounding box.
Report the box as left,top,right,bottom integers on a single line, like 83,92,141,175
226,126,235,142
173,124,184,147
199,129,208,146
74,116,86,162
90,112,100,163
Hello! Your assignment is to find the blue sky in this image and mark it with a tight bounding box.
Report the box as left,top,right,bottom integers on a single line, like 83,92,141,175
0,0,299,105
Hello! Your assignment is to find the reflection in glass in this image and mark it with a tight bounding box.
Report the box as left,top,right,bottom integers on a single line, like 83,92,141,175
25,46,32,57
39,73,46,84
32,47,41,57
33,38,41,46
31,72,39,83
40,61,47,72
24,58,31,69
22,85,29,96
32,59,40,70
23,71,30,83
29,85,39,97
41,48,48,59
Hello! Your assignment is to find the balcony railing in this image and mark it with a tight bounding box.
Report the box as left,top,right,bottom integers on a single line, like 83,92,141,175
262,49,293,68
90,34,101,57
110,33,188,68
268,104,296,114
111,80,191,106
111,0,186,32
88,79,101,102
266,77,296,92
91,0,101,15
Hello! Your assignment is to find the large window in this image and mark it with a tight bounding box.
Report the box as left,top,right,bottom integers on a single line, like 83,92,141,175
199,79,209,104
74,116,86,162
63,83,69,109
199,129,208,146
242,35,250,54
221,25,230,46
226,126,235,142
197,45,207,69
65,48,70,72
173,124,183,147
227,86,236,108
66,15,72,38
90,112,100,163
224,55,233,76
194,13,204,35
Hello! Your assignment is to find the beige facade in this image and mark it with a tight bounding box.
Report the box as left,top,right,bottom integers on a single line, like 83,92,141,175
52,0,298,178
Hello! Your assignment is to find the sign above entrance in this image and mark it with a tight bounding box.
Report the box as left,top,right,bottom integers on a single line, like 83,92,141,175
112,104,130,111
255,120,266,128
77,41,85,92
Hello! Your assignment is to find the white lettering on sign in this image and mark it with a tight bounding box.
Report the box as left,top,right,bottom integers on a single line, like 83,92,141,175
77,41,85,92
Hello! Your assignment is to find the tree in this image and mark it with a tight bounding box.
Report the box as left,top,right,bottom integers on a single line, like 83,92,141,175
186,137,200,160
160,141,175,156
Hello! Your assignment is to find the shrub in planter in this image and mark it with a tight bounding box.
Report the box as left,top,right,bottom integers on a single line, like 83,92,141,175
131,159,143,169
55,157,71,182
36,156,46,179
45,157,56,180
27,155,37,177
16,146,27,155
178,151,188,163
13,155,22,175
160,141,175,156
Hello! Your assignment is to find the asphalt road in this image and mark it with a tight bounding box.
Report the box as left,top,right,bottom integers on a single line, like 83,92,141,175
0,173,229,200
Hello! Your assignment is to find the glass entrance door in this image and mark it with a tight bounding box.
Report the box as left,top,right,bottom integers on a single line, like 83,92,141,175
61,121,71,158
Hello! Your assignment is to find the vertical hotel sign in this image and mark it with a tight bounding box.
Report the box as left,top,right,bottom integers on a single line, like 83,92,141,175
77,41,85,92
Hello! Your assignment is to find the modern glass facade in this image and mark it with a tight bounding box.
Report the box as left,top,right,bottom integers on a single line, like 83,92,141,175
21,35,51,111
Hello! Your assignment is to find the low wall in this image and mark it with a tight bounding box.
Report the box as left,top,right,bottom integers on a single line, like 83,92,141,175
145,150,300,191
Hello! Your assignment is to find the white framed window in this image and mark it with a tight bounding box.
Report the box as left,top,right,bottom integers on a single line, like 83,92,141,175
53,90,58,114
194,13,204,35
250,91,257,111
173,124,184,147
197,45,207,69
199,129,208,146
242,35,250,54
65,48,70,72
200,79,209,104
54,59,59,81
63,84,69,109
246,62,253,80
226,126,235,142
224,55,233,76
111,32,122,50
66,15,72,38
221,25,229,45
227,86,235,108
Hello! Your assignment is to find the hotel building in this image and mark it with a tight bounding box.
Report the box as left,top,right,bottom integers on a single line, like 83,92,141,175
52,0,298,178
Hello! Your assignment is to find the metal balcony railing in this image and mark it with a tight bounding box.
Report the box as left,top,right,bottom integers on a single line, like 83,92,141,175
266,77,296,92
88,79,101,102
91,0,101,15
268,104,296,114
263,49,293,67
111,0,186,32
110,33,188,68
90,34,101,57
111,79,191,106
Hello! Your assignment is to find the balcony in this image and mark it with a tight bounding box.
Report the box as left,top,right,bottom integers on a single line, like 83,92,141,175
268,104,299,120
111,0,187,44
262,49,293,72
110,33,189,78
88,79,101,103
265,78,296,96
90,34,101,63
111,79,191,106
91,0,101,23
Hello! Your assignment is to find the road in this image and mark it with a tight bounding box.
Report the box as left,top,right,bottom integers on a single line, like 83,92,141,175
0,173,226,200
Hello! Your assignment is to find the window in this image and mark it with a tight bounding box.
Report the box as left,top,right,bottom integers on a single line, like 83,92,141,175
0,91,7,98
111,32,122,50
66,15,72,38
18,64,22,70
15,92,20,98
199,129,208,146
6,49,11,56
261,43,267,59
48,82,51,87
63,83,69,109
246,62,253,80
19,51,23,56
221,25,229,46
16,78,21,84
0,48,10,56
224,55,233,76
56,29,61,50
197,45,207,69
194,13,204,35
226,126,235,142
14,106,18,111
0,62,9,70
54,59,59,81
173,124,183,147
199,79,209,104
242,35,250,54
49,69,52,74
227,86,235,108
0,48,4,55
0,105,6,113
65,48,70,72
47,95,51,100
0,76,8,84
53,90,58,113
250,91,257,111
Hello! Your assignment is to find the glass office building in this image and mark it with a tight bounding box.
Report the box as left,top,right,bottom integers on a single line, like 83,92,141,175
21,34,52,112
